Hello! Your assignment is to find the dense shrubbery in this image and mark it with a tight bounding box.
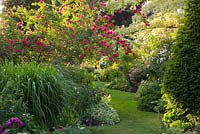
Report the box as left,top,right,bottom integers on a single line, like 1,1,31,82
2,0,196,133
128,65,149,90
85,101,120,125
0,0,146,64
128,35,173,93
59,66,103,121
0,62,119,133
136,80,165,112
95,53,136,91
162,0,200,131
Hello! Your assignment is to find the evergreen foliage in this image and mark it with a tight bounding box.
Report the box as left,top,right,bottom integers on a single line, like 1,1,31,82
136,80,165,112
162,0,200,130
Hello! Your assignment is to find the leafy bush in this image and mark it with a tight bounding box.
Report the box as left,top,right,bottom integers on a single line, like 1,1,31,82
162,0,200,130
0,62,72,127
2,0,51,10
61,66,95,87
107,71,130,91
0,0,141,64
128,35,173,90
96,54,136,91
128,65,149,90
85,101,120,125
0,93,27,125
136,80,165,112
96,67,131,91
59,65,102,121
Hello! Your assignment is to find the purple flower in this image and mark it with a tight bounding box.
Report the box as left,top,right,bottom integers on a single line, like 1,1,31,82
58,127,63,131
0,124,3,132
5,120,12,128
1,132,8,134
5,117,24,128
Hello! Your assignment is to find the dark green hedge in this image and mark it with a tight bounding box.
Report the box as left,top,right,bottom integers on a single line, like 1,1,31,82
162,0,200,129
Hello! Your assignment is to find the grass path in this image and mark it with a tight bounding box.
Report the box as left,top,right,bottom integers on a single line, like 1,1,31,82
100,89,162,134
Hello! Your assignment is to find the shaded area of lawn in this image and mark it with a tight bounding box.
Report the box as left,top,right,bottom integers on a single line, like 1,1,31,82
100,89,162,134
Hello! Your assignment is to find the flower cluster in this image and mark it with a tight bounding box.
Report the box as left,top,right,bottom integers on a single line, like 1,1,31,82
81,12,134,63
0,125,3,132
0,0,149,63
0,132,8,134
0,124,7,134
0,117,24,134
5,117,24,128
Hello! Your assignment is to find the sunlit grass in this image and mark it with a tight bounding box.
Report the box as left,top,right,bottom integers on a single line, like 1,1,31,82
89,81,162,134
100,89,162,134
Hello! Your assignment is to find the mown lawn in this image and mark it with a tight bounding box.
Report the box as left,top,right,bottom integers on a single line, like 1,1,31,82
99,89,162,134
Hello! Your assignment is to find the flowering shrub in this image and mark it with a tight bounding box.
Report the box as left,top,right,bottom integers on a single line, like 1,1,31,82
0,0,149,64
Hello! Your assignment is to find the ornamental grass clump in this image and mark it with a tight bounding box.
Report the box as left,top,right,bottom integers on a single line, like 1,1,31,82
0,62,72,127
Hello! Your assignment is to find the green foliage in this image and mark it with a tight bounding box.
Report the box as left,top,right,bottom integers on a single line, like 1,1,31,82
0,62,71,127
128,65,149,89
96,53,136,91
97,67,130,91
146,36,173,80
2,0,51,10
136,80,165,112
0,0,138,64
107,72,130,91
0,93,27,124
128,35,173,93
142,0,184,17
52,126,102,134
59,65,102,121
61,66,95,86
100,89,162,134
85,101,120,125
0,0,96,63
162,0,200,130
106,0,138,14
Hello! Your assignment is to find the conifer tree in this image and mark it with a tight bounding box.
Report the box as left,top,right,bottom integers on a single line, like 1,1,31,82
162,0,200,131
